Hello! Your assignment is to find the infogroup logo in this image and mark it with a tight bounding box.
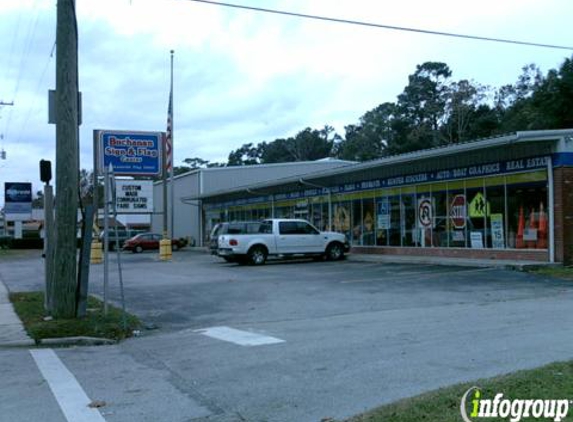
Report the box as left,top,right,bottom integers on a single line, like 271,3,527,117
460,386,570,422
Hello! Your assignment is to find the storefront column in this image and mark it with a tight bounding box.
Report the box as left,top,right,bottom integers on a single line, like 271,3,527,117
548,157,555,262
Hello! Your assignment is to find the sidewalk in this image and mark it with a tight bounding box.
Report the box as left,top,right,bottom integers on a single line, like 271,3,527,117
0,278,34,347
348,253,554,270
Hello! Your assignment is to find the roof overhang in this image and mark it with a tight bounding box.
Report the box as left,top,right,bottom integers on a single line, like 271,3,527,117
184,129,573,204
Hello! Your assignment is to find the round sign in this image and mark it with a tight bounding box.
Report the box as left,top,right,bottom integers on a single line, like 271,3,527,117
450,194,466,229
418,198,433,228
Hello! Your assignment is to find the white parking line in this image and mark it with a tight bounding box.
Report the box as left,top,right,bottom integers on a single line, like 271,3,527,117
30,349,106,422
195,326,285,346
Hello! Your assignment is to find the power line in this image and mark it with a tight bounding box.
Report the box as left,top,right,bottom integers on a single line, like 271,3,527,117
186,0,573,51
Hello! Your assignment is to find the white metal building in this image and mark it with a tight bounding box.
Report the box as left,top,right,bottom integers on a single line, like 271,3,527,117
152,159,354,245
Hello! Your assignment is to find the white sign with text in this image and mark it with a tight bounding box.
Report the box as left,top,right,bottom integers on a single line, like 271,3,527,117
115,180,153,213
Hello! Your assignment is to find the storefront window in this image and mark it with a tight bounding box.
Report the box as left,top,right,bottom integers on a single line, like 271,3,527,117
506,172,548,250
362,197,375,246
416,189,432,247
333,200,351,241
446,181,466,248
401,187,417,247
466,179,486,250
431,183,448,248
352,199,362,245
485,177,505,249
389,194,401,246
376,196,389,246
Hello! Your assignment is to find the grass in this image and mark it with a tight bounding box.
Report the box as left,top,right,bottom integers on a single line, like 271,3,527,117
531,266,573,280
344,361,573,422
10,291,140,342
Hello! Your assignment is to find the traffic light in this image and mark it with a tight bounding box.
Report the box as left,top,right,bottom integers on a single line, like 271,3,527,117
40,159,52,183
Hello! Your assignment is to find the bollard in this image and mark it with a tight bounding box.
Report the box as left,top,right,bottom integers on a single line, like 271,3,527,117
159,238,172,261
90,240,103,264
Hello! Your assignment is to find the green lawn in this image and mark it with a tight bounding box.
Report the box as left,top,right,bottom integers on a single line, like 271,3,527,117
10,291,140,342
344,361,573,422
532,266,573,281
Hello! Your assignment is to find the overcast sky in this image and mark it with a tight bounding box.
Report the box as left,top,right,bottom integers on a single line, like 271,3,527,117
0,0,572,204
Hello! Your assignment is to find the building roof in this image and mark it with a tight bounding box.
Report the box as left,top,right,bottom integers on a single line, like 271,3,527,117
159,158,355,184
190,129,573,202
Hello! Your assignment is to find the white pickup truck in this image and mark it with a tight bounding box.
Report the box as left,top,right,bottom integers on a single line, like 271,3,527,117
217,219,350,265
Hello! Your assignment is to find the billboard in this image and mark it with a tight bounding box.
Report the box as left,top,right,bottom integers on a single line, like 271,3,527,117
4,182,32,220
98,130,162,176
115,180,153,213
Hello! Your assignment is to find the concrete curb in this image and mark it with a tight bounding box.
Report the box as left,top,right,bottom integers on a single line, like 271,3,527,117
347,253,556,270
38,336,117,347
0,339,37,348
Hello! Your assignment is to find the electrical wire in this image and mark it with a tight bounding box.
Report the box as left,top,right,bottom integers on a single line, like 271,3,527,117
186,0,573,51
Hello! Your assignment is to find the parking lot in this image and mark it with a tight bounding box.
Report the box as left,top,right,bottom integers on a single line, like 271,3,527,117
2,250,573,422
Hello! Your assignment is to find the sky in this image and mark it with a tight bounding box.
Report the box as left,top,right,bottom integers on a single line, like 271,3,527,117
0,0,572,205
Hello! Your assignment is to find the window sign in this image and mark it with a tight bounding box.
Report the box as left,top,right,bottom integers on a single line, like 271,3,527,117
418,198,433,228
449,195,466,229
469,192,490,218
470,231,484,249
490,213,505,249
377,198,390,230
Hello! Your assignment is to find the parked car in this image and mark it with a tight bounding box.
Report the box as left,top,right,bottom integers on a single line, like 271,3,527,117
99,228,146,251
122,232,186,253
209,221,262,255
217,218,350,265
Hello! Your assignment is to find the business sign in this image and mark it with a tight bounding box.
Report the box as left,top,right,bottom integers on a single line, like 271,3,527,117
207,155,553,210
98,130,162,176
4,182,32,220
115,180,153,213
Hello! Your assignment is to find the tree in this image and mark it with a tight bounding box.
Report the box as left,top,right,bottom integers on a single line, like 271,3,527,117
32,191,44,209
228,143,261,166
394,62,452,151
173,157,226,175
442,80,489,143
337,103,395,161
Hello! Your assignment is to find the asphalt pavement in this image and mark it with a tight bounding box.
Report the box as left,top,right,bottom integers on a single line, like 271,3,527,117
1,249,573,422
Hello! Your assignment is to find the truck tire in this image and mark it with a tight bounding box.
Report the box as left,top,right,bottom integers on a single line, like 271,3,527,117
326,242,344,261
248,246,267,265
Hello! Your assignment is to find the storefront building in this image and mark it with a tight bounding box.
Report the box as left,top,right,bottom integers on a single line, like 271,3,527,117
196,130,573,264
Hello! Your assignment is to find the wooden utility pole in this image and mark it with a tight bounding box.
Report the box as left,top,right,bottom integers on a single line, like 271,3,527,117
51,0,79,318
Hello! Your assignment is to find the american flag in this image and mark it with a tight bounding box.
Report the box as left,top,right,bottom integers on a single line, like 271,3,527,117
165,87,173,173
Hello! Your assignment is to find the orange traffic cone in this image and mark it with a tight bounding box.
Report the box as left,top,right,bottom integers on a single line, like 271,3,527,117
516,206,525,249
526,208,537,249
537,202,548,249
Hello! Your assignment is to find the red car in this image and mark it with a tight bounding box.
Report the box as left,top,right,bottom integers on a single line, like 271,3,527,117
122,233,185,253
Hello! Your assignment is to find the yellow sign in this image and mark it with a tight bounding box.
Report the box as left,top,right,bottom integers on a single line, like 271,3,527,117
469,192,490,218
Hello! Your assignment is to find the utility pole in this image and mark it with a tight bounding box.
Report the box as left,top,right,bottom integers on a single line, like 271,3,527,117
51,0,79,318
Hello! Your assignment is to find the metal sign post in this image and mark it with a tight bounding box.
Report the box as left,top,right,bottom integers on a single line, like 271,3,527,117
103,165,110,315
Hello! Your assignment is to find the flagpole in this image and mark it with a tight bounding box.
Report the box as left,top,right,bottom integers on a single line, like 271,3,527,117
169,50,175,239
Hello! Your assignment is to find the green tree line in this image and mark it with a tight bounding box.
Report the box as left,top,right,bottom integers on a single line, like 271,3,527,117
175,56,573,174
